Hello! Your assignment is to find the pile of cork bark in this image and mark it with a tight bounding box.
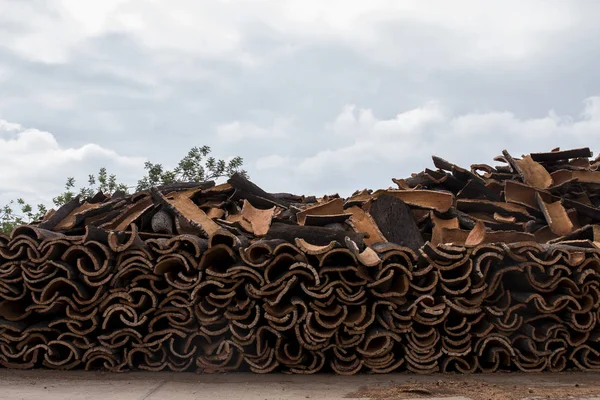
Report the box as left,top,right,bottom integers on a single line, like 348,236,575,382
1,147,600,373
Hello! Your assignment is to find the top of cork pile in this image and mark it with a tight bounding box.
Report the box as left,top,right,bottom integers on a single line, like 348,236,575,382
10,146,600,257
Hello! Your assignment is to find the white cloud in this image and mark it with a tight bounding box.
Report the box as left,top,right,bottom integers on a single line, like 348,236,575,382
253,96,600,196
256,154,290,171
329,102,445,138
2,1,600,206
4,96,600,210
0,120,145,208
1,0,581,69
216,117,292,142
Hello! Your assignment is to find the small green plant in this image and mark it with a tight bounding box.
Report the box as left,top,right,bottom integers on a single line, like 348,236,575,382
136,146,247,191
1,199,47,235
0,146,247,235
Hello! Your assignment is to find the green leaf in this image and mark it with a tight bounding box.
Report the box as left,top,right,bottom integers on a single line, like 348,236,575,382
3,145,245,234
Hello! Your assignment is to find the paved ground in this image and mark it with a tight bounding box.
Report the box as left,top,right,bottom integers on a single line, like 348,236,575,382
1,370,600,400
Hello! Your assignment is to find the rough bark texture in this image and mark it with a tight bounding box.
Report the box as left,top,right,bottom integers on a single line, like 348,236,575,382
2,146,600,374
369,194,424,251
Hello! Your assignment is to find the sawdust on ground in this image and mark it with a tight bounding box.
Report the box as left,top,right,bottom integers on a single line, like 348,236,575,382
347,378,600,400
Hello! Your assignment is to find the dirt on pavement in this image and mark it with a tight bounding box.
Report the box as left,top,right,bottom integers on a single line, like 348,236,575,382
3,369,600,399
348,373,600,400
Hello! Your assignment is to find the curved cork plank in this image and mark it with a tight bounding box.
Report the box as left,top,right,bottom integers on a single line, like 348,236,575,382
514,155,554,189
547,224,600,244
456,199,533,220
493,213,516,223
150,187,220,237
536,193,574,236
225,212,253,233
431,213,460,246
344,189,373,207
241,200,275,236
435,228,470,246
456,179,502,201
266,223,365,248
369,194,424,251
108,224,146,253
346,206,386,246
552,170,600,186
303,214,352,226
373,190,454,213
465,221,487,246
504,181,544,210
37,196,81,231
357,247,381,267
530,147,592,162
206,208,225,219
115,201,154,233
54,202,106,231
294,238,338,255
438,225,535,246
297,198,344,226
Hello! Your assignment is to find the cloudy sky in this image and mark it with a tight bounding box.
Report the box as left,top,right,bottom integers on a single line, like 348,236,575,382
2,0,600,208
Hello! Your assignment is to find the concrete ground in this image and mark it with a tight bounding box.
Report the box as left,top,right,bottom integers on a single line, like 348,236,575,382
1,370,600,400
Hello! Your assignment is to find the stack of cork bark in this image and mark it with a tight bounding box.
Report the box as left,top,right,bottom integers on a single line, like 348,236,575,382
1,147,600,373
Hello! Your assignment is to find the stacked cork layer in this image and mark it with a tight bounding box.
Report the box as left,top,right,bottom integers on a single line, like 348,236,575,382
1,147,600,373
